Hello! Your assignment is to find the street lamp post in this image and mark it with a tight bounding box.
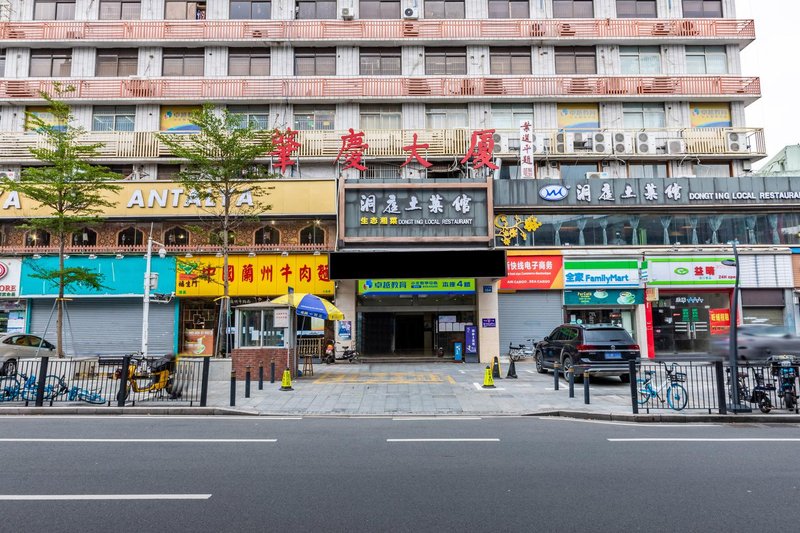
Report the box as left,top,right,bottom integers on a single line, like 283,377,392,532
723,240,751,413
142,233,167,357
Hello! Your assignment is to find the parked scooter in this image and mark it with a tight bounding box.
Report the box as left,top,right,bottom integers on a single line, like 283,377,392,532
768,354,799,411
323,340,359,364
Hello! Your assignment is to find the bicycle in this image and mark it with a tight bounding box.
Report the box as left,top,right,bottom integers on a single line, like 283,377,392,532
0,373,60,403
636,362,688,411
46,375,107,405
508,338,536,362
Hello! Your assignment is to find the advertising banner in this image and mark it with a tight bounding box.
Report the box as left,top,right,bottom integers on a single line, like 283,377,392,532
183,329,214,356
500,255,564,290
160,106,202,132
563,259,641,289
709,307,731,335
465,325,478,354
357,279,475,295
557,103,600,130
647,257,736,287
0,258,22,297
689,103,732,128
564,289,644,306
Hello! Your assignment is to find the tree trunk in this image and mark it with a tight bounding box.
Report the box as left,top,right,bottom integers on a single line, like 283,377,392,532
57,233,65,357
221,188,231,358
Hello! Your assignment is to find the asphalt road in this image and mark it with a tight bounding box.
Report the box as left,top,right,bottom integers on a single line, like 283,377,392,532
0,415,798,533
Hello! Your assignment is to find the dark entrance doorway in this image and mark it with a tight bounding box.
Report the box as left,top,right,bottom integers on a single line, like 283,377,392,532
363,312,392,354
394,314,424,354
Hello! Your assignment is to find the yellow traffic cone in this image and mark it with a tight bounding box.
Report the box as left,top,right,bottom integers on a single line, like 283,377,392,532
279,369,294,391
482,365,496,389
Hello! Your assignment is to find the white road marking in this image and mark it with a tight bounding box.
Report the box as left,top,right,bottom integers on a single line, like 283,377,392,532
458,370,467,374
524,370,536,374
538,417,718,427
392,417,482,421
387,438,500,442
0,438,276,443
0,415,301,420
472,383,505,391
609,438,800,442
0,494,212,501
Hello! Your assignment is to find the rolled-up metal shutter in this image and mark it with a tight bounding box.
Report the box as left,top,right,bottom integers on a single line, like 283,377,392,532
499,292,563,352
28,298,175,356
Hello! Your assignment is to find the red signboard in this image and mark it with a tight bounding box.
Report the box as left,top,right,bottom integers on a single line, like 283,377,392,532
709,307,731,335
500,255,564,290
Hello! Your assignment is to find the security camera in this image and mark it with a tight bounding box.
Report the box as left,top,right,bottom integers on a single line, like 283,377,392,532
158,247,167,259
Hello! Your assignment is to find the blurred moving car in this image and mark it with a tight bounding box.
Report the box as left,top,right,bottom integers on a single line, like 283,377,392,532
710,324,800,361
0,334,55,375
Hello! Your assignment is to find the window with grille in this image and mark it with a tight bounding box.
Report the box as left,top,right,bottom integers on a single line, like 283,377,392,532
622,103,665,129
96,49,138,77
628,162,668,179
300,224,325,245
294,48,336,76
296,0,336,18
552,0,593,18
33,0,75,20
487,0,529,18
29,50,72,77
228,48,270,76
682,0,722,18
686,45,727,74
619,46,661,75
490,104,533,129
92,106,136,132
425,105,468,129
359,105,401,130
554,46,596,75
228,105,270,130
255,226,279,245
165,0,206,19
164,226,190,245
230,0,270,19
293,106,335,130
425,0,465,19
359,0,400,19
162,49,205,76
99,0,141,19
616,0,656,18
360,48,401,76
424,47,467,75
489,47,531,75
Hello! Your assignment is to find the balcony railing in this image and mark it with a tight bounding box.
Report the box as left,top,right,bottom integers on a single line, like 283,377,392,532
0,243,331,255
0,127,766,162
0,76,761,102
0,18,755,44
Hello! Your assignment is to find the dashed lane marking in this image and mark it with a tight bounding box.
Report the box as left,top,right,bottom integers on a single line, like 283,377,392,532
0,494,212,501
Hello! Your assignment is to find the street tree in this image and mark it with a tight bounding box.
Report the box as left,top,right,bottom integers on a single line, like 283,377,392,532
0,89,123,356
157,104,275,356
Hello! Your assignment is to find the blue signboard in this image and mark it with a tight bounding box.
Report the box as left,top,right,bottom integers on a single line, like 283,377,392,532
465,325,477,354
20,256,176,296
482,318,496,328
454,342,463,361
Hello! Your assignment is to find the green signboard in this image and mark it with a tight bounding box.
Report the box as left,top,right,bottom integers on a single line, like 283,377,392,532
358,279,475,295
563,289,644,306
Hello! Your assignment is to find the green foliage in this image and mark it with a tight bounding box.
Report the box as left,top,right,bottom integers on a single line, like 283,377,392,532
25,260,108,293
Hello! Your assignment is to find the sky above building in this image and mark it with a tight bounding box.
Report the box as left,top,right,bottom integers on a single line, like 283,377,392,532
737,0,800,167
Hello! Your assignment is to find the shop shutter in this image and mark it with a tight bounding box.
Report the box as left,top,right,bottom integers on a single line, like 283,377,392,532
498,291,563,352
28,298,175,356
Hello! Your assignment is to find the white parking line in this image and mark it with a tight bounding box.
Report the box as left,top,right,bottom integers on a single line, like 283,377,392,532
0,438,276,443
609,438,800,442
387,438,500,442
392,417,482,421
0,494,212,501
472,383,506,391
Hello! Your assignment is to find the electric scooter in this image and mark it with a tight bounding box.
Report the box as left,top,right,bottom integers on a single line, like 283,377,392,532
323,340,359,364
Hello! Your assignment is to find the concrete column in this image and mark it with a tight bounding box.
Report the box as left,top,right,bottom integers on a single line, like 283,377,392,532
142,0,165,19
6,48,29,78
465,0,487,19
662,45,684,75
138,47,162,77
476,277,500,364
722,0,735,17
533,102,557,129
530,0,550,17
271,46,294,76
205,47,227,77
657,0,680,17
532,45,554,75
635,304,649,358
594,0,614,18
596,44,615,76
76,0,99,19
337,46,359,75
206,0,229,19
467,45,488,76
12,0,34,20
71,48,95,77
599,102,623,130
334,280,357,348
272,103,293,130
730,101,745,127
0,106,24,131
468,103,490,129
402,46,425,76
665,101,688,129
135,104,161,131
273,0,297,19
402,103,426,130
71,105,92,129
726,44,741,75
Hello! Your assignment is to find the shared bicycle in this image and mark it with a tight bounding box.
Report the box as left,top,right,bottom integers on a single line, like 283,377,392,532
636,362,688,411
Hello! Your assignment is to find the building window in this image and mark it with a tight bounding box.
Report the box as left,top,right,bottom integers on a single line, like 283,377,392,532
616,0,656,17
619,46,661,75
71,228,97,247
96,49,138,77
293,106,334,130
25,230,51,247
425,0,465,18
425,105,468,129
300,224,324,245
424,47,467,76
118,226,144,246
489,47,531,75
359,0,400,19
229,0,270,19
686,45,727,74
29,50,72,77
157,164,182,180
107,164,135,178
99,0,141,19
560,163,598,180
682,0,722,18
622,103,665,128
488,0,529,18
228,48,270,76
228,105,270,130
255,226,279,245
162,49,205,76
360,48,401,76
164,226,190,246
552,0,593,18
628,162,668,179
554,46,596,75
490,104,533,130
33,0,75,20
693,161,731,178
210,229,236,246
294,48,336,76
296,0,336,19
165,0,206,19
359,104,401,130
92,106,135,132
0,50,5,75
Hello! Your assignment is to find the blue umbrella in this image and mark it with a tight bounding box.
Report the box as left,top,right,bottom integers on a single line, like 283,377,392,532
270,293,344,320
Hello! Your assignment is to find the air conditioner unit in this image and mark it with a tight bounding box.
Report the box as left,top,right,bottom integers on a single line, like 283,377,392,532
572,131,591,150
612,132,634,154
726,132,748,153
635,132,656,155
528,132,547,154
492,133,513,154
340,7,354,19
586,171,610,180
592,132,612,154
0,170,16,180
665,139,686,155
555,132,574,154
403,7,419,19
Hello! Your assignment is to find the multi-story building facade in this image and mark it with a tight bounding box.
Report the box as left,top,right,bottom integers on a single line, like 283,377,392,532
0,0,790,362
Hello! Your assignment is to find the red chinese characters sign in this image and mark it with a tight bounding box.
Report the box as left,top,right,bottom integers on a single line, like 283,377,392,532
500,255,564,290
175,254,333,297
709,308,731,335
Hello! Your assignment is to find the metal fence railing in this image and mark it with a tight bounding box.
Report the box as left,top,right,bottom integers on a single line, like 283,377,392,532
0,355,210,408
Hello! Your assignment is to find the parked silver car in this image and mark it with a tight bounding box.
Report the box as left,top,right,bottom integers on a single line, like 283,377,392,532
0,334,55,375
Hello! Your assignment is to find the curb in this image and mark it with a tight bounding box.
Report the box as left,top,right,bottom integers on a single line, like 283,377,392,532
529,410,800,423
0,406,258,416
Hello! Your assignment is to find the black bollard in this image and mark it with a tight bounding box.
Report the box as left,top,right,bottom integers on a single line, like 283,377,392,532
553,362,560,391
568,368,574,398
245,366,251,398
584,371,591,405
258,362,264,390
270,362,276,384
230,370,236,407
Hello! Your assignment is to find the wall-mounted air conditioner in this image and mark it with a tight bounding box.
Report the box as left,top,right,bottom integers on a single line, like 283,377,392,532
665,139,686,155
613,132,634,154
340,7,354,19
571,131,591,149
528,132,547,154
0,171,16,181
586,171,610,180
555,132,574,154
492,133,511,153
726,132,748,153
592,132,612,154
636,132,656,154
403,7,419,19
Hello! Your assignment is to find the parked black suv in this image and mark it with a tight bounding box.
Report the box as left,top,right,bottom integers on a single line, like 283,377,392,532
534,324,640,382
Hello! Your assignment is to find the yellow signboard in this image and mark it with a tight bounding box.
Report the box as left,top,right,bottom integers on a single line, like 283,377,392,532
175,254,334,297
160,106,202,132
557,103,600,130
0,180,336,218
689,103,732,128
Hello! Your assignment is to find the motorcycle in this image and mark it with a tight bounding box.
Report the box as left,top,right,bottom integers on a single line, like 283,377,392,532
323,341,359,364
732,366,775,414
768,354,799,411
